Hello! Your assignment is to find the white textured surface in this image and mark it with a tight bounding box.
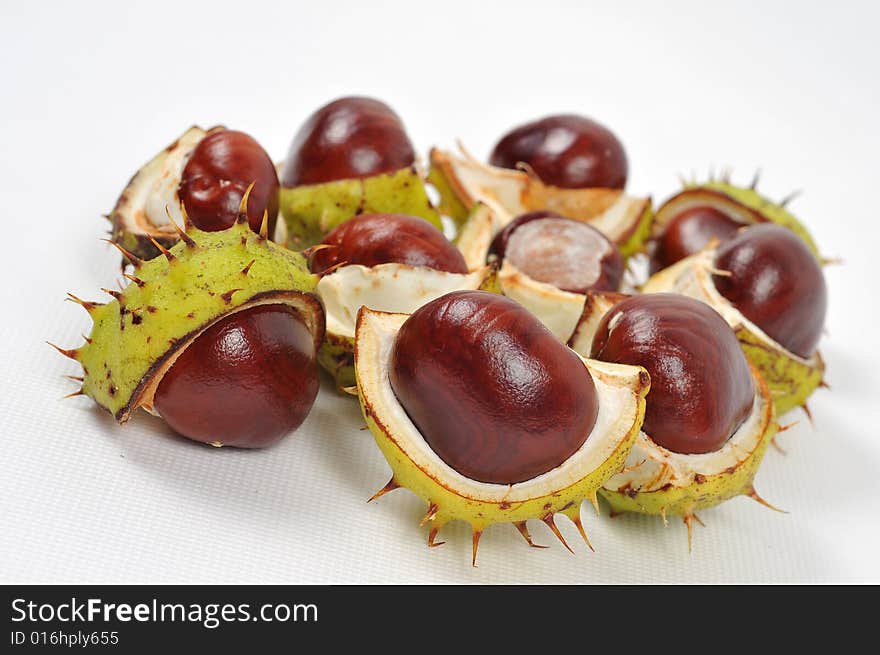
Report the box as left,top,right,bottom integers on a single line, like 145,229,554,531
1,0,879,583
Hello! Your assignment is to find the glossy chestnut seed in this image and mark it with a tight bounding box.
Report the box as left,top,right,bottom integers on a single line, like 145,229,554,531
280,96,415,187
489,114,628,189
649,206,744,274
591,294,754,455
713,224,826,358
154,305,319,448
308,213,468,275
488,211,624,293
390,291,598,485
178,130,279,236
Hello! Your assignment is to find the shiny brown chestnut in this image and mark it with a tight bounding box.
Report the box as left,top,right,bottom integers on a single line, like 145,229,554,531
713,224,826,358
649,206,744,273
178,130,279,236
280,96,415,188
308,213,468,275
488,211,624,293
489,114,628,189
154,305,320,448
590,294,754,455
390,291,598,485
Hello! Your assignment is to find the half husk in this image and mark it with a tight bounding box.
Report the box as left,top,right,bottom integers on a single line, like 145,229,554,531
354,308,649,563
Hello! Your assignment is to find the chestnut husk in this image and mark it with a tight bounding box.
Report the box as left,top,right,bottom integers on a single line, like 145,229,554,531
354,302,649,563
55,216,324,444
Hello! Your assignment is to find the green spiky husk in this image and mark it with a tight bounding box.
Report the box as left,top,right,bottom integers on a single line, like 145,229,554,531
109,228,177,264
600,423,776,517
356,352,649,532
278,167,442,248
353,307,652,563
78,220,320,421
601,372,778,517
361,397,644,530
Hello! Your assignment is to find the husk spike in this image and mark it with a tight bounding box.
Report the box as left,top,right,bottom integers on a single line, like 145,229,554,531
513,521,547,549
746,486,787,513
419,503,439,527
542,514,574,554
367,477,400,503
103,239,143,268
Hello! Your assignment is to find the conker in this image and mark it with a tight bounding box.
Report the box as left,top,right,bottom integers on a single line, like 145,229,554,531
308,213,468,275
489,114,628,189
389,291,598,485
590,294,754,455
713,224,826,358
280,96,415,188
649,206,744,274
179,129,279,236
154,304,319,448
488,211,624,294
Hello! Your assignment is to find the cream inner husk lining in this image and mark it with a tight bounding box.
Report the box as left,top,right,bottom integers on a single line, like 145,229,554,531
318,263,488,339
604,388,766,492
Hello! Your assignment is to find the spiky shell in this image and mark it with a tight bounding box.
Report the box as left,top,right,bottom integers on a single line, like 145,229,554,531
642,250,824,416
315,263,494,391
60,218,323,422
567,290,781,547
278,166,442,248
429,147,653,256
653,179,819,257
600,363,778,549
354,308,650,563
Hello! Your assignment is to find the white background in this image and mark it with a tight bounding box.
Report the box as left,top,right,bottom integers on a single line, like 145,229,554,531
2,0,878,584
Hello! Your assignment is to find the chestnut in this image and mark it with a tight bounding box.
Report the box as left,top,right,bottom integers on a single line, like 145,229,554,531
488,211,624,294
649,206,744,273
489,114,628,189
154,304,319,448
178,129,279,236
389,290,598,485
308,213,468,275
590,293,754,455
713,224,826,358
280,96,415,188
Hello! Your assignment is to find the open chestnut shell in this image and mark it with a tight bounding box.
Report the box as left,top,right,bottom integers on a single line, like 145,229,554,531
389,290,599,485
308,213,468,275
649,205,744,274
280,96,415,188
713,224,826,358
590,293,755,455
487,211,624,294
489,114,628,189
179,129,279,236
154,304,320,448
